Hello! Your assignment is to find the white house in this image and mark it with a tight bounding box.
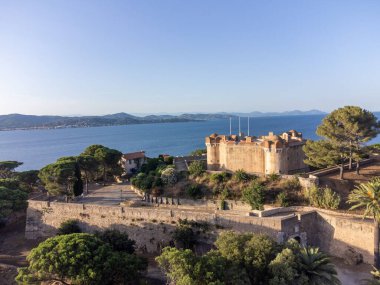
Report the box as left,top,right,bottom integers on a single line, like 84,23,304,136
121,151,147,174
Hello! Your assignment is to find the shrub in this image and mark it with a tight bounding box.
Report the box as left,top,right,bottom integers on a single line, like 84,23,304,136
186,184,203,199
282,177,301,191
188,161,205,177
233,169,250,182
210,172,230,183
57,219,82,235
0,186,28,219
161,168,177,185
242,182,265,210
16,233,147,285
95,229,135,254
276,192,289,207
172,225,197,249
267,173,281,182
307,186,341,210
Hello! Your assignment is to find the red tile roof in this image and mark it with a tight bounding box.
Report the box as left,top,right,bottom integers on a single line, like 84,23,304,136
123,151,146,160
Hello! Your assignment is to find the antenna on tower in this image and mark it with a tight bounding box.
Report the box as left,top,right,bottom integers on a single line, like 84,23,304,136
238,116,241,136
229,117,232,135
248,117,250,136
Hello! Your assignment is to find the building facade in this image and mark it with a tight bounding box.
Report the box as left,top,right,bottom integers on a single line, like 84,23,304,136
121,151,147,174
206,130,308,175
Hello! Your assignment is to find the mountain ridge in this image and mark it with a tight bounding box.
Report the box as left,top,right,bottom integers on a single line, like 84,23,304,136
0,110,327,130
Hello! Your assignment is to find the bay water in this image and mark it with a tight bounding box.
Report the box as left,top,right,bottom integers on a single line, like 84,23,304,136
1,114,379,171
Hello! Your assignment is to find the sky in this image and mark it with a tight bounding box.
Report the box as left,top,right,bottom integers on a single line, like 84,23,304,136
0,0,380,116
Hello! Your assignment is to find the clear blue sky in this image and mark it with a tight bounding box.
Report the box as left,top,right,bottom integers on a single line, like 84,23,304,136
1,0,379,115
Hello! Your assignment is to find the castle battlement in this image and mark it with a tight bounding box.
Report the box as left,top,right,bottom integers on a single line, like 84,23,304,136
206,130,308,175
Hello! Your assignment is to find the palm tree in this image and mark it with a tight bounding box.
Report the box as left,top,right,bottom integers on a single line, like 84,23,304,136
360,266,380,285
348,179,380,267
299,247,341,285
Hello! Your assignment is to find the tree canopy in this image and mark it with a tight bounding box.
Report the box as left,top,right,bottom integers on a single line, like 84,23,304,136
39,158,82,197
304,106,379,178
16,233,147,285
157,231,340,285
0,161,23,179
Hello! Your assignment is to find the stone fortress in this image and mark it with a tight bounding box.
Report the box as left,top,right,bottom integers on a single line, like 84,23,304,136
206,130,308,175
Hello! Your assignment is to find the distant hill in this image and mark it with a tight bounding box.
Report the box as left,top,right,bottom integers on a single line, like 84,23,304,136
0,110,326,130
225,109,326,117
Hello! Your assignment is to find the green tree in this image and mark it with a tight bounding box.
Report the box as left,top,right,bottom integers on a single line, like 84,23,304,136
57,219,82,235
82,144,122,185
15,170,39,192
303,140,347,179
39,160,78,197
16,233,147,285
298,247,340,285
348,180,380,267
190,148,207,156
242,182,265,210
308,106,379,179
95,229,135,254
77,155,98,194
156,247,249,285
0,186,28,220
215,231,277,284
173,224,197,250
0,161,23,179
188,161,205,177
268,248,301,285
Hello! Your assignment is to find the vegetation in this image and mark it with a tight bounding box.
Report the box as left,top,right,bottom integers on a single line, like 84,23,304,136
186,184,203,199
348,179,380,267
304,106,379,179
276,192,289,207
157,232,340,285
233,169,252,182
39,157,83,197
190,148,207,156
0,186,28,220
16,233,147,285
172,223,197,250
188,160,206,177
95,229,136,254
161,167,177,186
242,182,265,210
306,186,341,210
0,161,23,179
82,145,123,185
57,219,82,235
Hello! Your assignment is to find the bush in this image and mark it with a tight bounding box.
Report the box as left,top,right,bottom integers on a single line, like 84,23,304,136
282,177,301,191
267,173,281,182
276,192,289,207
57,219,82,235
210,172,230,183
95,229,135,254
16,233,147,285
186,184,203,199
233,169,251,182
188,161,205,177
172,225,197,249
161,168,177,185
242,182,265,210
0,186,28,219
307,186,341,210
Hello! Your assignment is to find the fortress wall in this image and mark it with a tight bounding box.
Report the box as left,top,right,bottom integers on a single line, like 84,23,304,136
222,144,265,173
314,212,374,264
286,145,307,172
25,200,282,252
25,201,375,263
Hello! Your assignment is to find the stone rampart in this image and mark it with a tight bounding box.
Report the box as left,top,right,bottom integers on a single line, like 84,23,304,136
25,200,375,264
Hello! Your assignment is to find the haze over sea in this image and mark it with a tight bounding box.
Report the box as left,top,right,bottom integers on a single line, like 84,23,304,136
1,114,379,171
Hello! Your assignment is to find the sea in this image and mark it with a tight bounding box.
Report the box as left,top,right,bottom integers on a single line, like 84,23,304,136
1,114,379,171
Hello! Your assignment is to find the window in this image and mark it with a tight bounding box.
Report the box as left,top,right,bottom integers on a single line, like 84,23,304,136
129,160,132,164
